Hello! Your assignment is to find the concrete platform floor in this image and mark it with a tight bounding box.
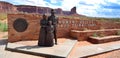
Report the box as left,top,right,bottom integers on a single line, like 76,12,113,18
6,38,77,58
0,38,43,58
68,40,120,58
0,38,120,58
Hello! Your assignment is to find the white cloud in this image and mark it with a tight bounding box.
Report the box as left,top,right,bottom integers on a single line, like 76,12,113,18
35,0,48,7
47,4,61,9
61,0,81,11
50,0,57,3
76,0,120,17
23,0,48,7
1,0,120,18
107,0,120,4
0,0,6,1
80,0,105,4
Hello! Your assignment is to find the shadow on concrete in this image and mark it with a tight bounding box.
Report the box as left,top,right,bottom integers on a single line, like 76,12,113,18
15,45,50,50
0,39,7,46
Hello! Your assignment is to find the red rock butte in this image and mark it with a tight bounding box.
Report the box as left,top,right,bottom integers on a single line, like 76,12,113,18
0,1,80,16
0,1,17,13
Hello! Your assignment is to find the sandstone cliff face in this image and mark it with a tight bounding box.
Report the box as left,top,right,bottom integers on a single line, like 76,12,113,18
70,7,76,14
16,5,77,15
0,1,17,13
0,1,78,15
16,5,37,13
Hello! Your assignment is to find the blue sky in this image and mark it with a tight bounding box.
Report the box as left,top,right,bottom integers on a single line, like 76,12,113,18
1,0,120,18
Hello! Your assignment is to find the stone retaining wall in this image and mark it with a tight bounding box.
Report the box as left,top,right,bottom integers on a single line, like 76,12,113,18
71,29,120,41
8,13,120,42
89,35,120,44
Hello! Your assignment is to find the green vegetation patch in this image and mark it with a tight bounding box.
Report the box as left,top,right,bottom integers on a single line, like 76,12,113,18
117,30,120,35
0,22,8,32
92,33,99,37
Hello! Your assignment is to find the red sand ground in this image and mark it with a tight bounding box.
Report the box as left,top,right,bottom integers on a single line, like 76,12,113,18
89,50,120,58
0,32,7,38
68,41,93,58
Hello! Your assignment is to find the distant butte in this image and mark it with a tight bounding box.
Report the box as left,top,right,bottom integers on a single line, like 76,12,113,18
0,1,82,16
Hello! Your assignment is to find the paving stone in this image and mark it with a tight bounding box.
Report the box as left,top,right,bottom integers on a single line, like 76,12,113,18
70,41,120,58
0,38,42,58
0,45,7,58
6,39,77,58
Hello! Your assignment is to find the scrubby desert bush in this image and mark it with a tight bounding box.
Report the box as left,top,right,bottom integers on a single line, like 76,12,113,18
0,22,8,32
92,33,99,37
117,30,120,35
99,34,105,37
